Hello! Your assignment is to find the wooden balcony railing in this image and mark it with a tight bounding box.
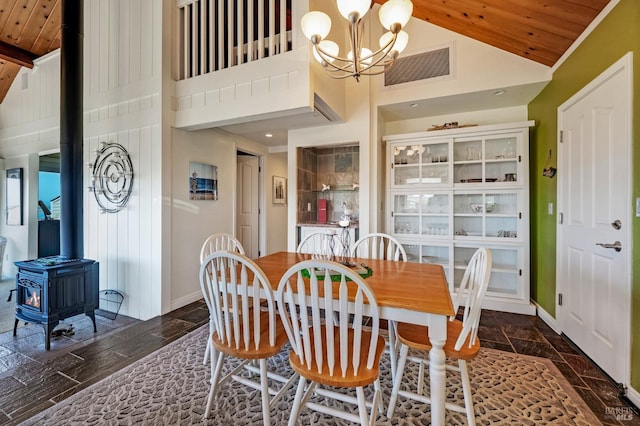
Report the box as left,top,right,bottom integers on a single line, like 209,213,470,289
177,0,292,80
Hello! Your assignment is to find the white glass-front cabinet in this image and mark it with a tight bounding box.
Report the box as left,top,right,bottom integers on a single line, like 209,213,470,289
385,121,535,315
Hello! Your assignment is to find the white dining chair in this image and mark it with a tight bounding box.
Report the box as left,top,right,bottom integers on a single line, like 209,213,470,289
200,233,245,262
351,232,407,382
351,232,407,262
296,231,344,260
276,259,386,426
386,247,492,425
199,251,296,425
199,233,246,365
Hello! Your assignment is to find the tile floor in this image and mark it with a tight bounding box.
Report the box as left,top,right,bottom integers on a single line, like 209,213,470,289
0,300,637,425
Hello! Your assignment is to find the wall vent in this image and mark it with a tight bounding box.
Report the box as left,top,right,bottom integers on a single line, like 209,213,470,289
384,47,451,86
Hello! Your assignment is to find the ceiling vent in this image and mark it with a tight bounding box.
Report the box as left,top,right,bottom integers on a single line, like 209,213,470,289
384,46,451,86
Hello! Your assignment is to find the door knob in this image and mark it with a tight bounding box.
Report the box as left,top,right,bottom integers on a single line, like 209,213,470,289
595,241,622,252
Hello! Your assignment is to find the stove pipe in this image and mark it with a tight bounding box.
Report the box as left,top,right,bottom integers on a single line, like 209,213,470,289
59,0,83,259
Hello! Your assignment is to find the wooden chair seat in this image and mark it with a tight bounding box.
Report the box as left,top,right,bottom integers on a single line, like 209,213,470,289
212,311,288,359
396,320,481,361
288,325,386,388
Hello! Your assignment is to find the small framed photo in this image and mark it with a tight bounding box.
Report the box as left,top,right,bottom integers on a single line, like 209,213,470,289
6,167,23,225
189,162,218,200
272,176,287,204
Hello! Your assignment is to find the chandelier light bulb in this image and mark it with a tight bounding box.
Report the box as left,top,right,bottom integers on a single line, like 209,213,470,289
380,30,409,55
314,40,339,64
379,0,414,31
301,11,331,41
347,48,374,67
337,0,371,22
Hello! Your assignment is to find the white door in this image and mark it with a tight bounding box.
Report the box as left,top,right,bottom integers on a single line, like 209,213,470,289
237,154,260,259
557,53,632,385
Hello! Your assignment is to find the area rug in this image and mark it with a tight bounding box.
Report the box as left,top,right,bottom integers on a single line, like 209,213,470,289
21,325,601,425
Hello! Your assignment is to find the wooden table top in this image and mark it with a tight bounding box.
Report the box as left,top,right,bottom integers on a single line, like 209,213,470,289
254,251,455,318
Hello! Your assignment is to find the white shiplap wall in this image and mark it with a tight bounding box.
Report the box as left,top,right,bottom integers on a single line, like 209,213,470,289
83,0,164,320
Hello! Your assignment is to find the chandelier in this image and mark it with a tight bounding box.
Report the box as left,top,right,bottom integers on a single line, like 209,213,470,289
301,0,413,82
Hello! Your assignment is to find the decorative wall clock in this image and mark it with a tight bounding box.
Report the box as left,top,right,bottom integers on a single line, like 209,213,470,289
88,142,134,213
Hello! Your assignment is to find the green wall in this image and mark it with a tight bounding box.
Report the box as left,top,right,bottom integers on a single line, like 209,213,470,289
528,0,640,389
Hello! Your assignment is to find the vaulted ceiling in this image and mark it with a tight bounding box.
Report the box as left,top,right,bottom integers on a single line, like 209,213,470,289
0,0,610,104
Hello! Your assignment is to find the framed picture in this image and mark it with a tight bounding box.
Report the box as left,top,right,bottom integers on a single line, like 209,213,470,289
189,162,218,200
272,176,287,204
6,167,23,225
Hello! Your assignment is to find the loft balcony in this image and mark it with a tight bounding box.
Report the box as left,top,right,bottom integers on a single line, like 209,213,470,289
173,0,344,135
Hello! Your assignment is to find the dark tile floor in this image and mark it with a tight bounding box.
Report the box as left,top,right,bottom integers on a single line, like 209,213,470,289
0,302,637,425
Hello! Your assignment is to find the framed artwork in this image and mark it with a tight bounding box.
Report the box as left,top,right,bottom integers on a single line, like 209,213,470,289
272,176,287,204
6,167,23,225
189,162,218,200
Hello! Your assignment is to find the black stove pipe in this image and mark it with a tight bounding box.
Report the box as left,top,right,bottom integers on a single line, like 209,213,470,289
59,0,84,260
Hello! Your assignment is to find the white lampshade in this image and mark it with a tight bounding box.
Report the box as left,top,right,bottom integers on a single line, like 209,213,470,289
301,11,331,40
313,40,339,63
379,0,413,30
337,0,371,21
379,30,409,54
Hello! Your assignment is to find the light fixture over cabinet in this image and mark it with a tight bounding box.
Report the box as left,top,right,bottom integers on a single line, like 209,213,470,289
301,0,413,82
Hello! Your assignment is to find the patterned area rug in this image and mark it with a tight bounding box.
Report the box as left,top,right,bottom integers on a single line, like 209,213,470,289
21,326,601,425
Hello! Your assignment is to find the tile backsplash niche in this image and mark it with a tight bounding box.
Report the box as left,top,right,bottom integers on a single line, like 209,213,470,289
297,145,360,223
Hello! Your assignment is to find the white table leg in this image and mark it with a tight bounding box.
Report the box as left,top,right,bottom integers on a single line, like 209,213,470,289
428,315,447,426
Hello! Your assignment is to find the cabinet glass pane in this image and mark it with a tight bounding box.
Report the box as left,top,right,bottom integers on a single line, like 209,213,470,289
394,215,419,234
394,166,420,185
404,244,450,281
454,140,482,162
485,193,516,214
404,244,421,262
486,217,518,238
454,246,518,295
423,143,449,164
394,194,421,213
422,217,448,236
485,137,517,159
421,245,449,264
454,216,482,237
421,164,449,184
454,193,484,213
454,163,483,184
393,146,420,165
424,194,449,214
485,160,518,183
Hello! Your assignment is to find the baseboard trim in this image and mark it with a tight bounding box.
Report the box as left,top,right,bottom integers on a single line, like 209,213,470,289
535,302,561,334
626,386,640,411
170,291,203,312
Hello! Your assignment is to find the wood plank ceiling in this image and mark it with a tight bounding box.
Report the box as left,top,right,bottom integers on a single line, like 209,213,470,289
0,0,610,104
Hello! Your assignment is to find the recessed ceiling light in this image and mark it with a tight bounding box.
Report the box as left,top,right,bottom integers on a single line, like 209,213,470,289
409,103,418,108
265,133,273,138
493,90,506,96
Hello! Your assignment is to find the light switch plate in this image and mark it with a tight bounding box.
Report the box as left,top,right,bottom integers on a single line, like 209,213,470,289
548,202,554,215
636,198,640,217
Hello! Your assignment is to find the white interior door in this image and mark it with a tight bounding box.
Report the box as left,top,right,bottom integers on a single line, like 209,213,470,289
237,154,260,258
557,53,632,385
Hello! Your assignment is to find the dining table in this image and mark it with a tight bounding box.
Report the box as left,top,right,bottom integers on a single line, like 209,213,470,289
253,251,455,426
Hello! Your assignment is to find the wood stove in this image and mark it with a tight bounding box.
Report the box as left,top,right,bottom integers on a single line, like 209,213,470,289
14,256,99,350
